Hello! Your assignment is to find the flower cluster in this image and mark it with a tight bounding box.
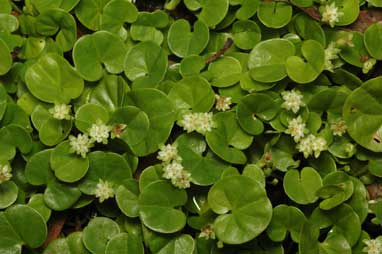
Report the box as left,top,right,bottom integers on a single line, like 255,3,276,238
69,120,112,158
0,163,12,184
281,89,305,113
157,143,191,189
363,58,377,74
285,116,306,142
199,224,216,240
49,104,72,120
69,134,94,158
363,237,382,254
179,112,216,135
321,2,344,28
215,94,232,111
324,42,343,72
95,179,114,203
89,120,112,144
297,134,327,158
330,118,347,136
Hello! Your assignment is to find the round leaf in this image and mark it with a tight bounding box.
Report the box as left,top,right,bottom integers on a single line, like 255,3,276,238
0,181,18,209
283,167,322,204
208,175,272,244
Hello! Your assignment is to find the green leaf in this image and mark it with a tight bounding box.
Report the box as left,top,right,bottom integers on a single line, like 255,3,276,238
286,40,325,84
248,39,295,83
139,180,187,233
122,88,175,156
105,233,144,254
0,125,32,161
83,217,121,254
266,205,306,242
168,76,215,116
30,0,80,12
50,141,90,183
101,0,138,36
73,31,127,82
0,14,19,32
283,167,322,204
236,93,280,135
208,175,272,244
197,0,229,28
257,2,292,28
36,9,77,52
206,112,253,164
75,103,109,133
4,205,47,248
0,181,18,209
343,77,382,152
28,194,51,222
232,20,261,50
75,0,111,31
157,235,195,254
207,56,242,87
124,41,168,88
79,151,132,195
25,53,84,103
364,23,382,60
116,180,140,218
44,177,82,211
310,204,361,246
0,38,12,75
167,19,209,58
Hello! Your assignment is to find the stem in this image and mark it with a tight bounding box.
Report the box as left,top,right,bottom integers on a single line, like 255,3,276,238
205,38,234,65
10,2,22,14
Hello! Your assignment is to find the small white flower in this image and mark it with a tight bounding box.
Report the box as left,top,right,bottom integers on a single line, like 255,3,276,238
89,120,111,144
171,170,191,189
215,95,232,112
69,133,93,158
363,238,382,254
311,136,327,158
95,179,114,203
363,58,377,74
157,143,181,163
297,134,327,158
281,89,305,114
162,161,184,179
179,112,215,135
49,104,72,120
0,163,12,184
199,224,216,240
286,116,306,142
324,42,343,72
330,119,347,136
321,2,344,28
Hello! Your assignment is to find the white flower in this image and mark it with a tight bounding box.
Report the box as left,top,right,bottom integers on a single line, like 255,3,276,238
297,134,327,158
330,119,347,136
0,164,12,184
281,89,305,113
199,224,215,240
69,133,93,158
171,170,191,189
286,116,306,142
89,120,111,144
363,58,377,74
157,143,181,163
95,179,114,203
324,42,343,72
321,2,344,28
363,238,382,254
49,104,72,120
311,136,327,158
162,161,184,179
179,112,215,135
215,95,232,112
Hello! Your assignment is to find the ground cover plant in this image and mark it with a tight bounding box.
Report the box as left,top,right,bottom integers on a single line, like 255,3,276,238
0,0,382,253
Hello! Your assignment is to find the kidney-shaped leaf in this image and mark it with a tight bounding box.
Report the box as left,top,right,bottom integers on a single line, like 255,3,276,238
248,39,295,83
283,167,322,204
343,77,382,152
286,40,325,84
139,180,187,233
73,31,127,82
0,38,12,75
25,53,84,103
208,175,272,244
168,19,209,58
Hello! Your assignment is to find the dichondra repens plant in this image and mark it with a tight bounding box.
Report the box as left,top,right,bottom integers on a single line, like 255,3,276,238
0,0,382,253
